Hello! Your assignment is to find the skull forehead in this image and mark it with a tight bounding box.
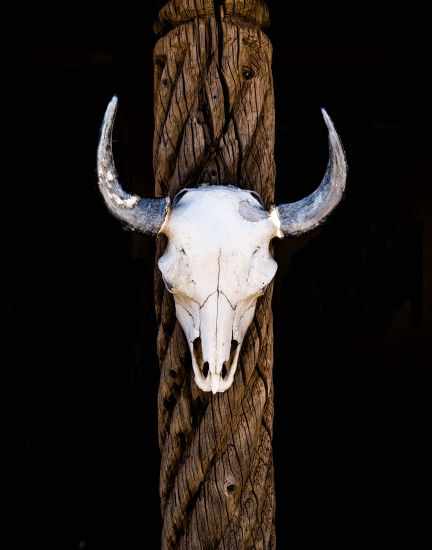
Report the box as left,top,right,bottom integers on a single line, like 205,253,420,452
159,186,278,305
164,186,275,249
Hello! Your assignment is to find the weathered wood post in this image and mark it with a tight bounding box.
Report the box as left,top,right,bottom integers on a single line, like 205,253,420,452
97,2,346,547
153,1,277,548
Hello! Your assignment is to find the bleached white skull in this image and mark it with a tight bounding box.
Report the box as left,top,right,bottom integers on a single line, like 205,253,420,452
157,186,281,393
97,97,347,393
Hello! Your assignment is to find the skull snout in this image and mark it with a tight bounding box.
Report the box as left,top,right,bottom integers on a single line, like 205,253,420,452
189,292,241,394
192,337,240,393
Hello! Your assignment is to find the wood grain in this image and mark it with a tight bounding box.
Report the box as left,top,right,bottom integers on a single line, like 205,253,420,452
153,2,276,547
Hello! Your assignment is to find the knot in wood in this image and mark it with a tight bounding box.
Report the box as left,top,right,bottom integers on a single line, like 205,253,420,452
224,477,238,496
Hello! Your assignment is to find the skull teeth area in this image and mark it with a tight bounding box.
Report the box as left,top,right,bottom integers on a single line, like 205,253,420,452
191,337,241,394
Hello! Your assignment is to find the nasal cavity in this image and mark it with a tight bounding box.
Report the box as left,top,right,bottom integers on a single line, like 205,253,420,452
230,340,239,359
193,337,203,365
221,362,228,380
202,362,210,378
193,337,209,379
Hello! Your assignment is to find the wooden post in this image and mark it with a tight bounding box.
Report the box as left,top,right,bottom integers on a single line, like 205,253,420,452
153,1,277,548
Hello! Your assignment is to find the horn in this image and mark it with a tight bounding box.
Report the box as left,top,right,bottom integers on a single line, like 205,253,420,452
276,109,347,236
97,96,170,235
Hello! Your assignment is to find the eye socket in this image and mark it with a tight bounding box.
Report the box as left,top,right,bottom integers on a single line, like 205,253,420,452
247,253,278,297
248,190,264,207
172,189,190,207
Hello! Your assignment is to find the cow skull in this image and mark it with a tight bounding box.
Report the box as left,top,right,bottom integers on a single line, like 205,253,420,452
97,97,347,393
158,185,281,393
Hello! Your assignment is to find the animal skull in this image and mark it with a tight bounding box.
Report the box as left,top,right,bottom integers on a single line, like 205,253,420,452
158,186,281,393
97,97,347,393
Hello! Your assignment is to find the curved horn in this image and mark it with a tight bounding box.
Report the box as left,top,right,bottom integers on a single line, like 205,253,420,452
97,96,170,235
275,109,347,236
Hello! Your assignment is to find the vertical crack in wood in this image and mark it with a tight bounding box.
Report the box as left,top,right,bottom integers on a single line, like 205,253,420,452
154,1,276,548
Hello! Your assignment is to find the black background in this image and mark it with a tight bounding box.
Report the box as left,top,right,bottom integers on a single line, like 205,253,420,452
19,1,431,548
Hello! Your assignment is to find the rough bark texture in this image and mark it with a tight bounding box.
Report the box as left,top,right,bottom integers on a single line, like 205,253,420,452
153,2,276,548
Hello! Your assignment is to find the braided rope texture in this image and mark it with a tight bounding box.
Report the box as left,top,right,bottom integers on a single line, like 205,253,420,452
153,2,276,547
